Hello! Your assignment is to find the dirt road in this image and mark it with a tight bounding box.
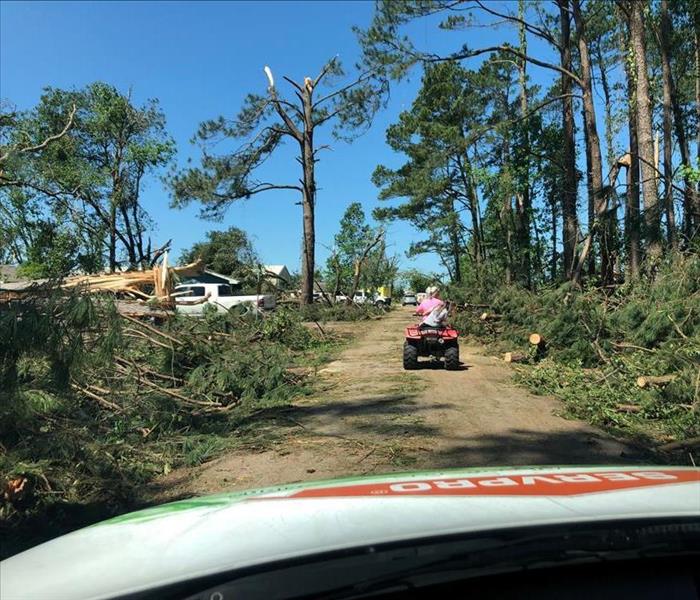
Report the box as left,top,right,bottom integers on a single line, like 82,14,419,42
153,307,636,499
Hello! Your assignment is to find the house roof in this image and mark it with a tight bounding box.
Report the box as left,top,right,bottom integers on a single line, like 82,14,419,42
264,264,290,281
264,264,288,274
179,269,240,285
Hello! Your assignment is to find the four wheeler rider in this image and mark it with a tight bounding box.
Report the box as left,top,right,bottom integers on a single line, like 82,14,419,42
415,288,449,329
415,287,442,317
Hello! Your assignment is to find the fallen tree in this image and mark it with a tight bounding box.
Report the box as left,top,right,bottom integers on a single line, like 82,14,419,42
1,256,206,315
451,253,700,455
0,281,337,556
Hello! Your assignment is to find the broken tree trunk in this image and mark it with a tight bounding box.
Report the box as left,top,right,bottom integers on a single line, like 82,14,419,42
59,257,205,305
528,332,547,359
529,333,545,347
636,374,676,388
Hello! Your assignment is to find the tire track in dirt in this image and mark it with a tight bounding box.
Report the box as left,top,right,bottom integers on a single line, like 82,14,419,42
151,307,638,500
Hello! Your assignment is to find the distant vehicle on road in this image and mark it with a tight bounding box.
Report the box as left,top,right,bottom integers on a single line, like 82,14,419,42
402,293,417,306
352,286,392,307
174,283,275,315
353,290,391,307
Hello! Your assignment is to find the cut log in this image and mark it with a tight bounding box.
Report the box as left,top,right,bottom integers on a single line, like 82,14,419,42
529,333,545,346
504,351,528,363
480,312,501,321
636,374,676,389
616,404,642,413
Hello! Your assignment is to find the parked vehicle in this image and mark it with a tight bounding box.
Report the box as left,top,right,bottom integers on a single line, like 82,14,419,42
174,283,275,315
353,286,392,307
402,293,417,306
375,285,392,307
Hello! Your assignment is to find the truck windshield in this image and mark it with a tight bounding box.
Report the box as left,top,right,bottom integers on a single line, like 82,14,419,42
181,286,205,297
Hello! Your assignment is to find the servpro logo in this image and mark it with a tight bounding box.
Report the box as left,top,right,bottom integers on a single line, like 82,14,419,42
289,470,700,498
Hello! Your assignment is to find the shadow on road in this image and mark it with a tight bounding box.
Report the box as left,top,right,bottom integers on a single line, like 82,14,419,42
411,361,471,371
241,392,452,440
416,428,652,468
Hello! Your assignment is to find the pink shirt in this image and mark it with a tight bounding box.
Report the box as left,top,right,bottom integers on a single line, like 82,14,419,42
416,297,442,316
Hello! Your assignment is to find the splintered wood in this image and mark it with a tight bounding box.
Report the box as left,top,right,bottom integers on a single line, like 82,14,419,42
0,255,205,313
60,256,205,306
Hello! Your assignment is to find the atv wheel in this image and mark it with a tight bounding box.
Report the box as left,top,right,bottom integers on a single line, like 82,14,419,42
403,341,418,370
444,344,460,370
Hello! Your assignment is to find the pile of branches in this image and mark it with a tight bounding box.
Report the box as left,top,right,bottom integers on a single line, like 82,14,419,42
451,253,700,451
296,302,387,322
0,289,328,544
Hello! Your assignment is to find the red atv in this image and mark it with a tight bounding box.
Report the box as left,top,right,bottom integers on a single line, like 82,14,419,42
403,324,460,370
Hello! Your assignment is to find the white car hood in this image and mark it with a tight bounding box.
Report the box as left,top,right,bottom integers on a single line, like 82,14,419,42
2,465,699,600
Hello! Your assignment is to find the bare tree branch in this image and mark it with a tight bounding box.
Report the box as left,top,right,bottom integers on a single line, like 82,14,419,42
427,45,583,86
264,66,303,142
312,70,374,109
313,56,339,87
0,103,77,164
282,75,305,94
472,0,561,50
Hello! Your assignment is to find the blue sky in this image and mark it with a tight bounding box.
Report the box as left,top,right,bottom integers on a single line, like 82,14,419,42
1,1,585,277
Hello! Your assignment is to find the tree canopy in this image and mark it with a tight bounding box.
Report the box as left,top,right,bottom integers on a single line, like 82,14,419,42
0,82,175,276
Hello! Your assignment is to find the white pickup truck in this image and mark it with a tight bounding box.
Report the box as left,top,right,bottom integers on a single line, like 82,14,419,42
174,283,276,315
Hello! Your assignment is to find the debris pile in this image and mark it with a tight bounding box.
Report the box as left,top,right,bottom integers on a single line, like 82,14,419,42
0,256,205,314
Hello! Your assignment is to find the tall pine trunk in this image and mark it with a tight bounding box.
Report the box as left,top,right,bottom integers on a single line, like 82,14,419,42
550,188,558,281
300,87,316,306
695,22,700,232
582,114,596,276
572,0,612,284
558,0,578,279
625,54,641,278
658,0,677,248
449,207,463,284
596,45,621,273
459,152,483,280
109,203,117,272
629,1,662,257
516,0,531,288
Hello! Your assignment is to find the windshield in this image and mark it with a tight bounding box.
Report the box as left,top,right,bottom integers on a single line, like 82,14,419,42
1,0,698,590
